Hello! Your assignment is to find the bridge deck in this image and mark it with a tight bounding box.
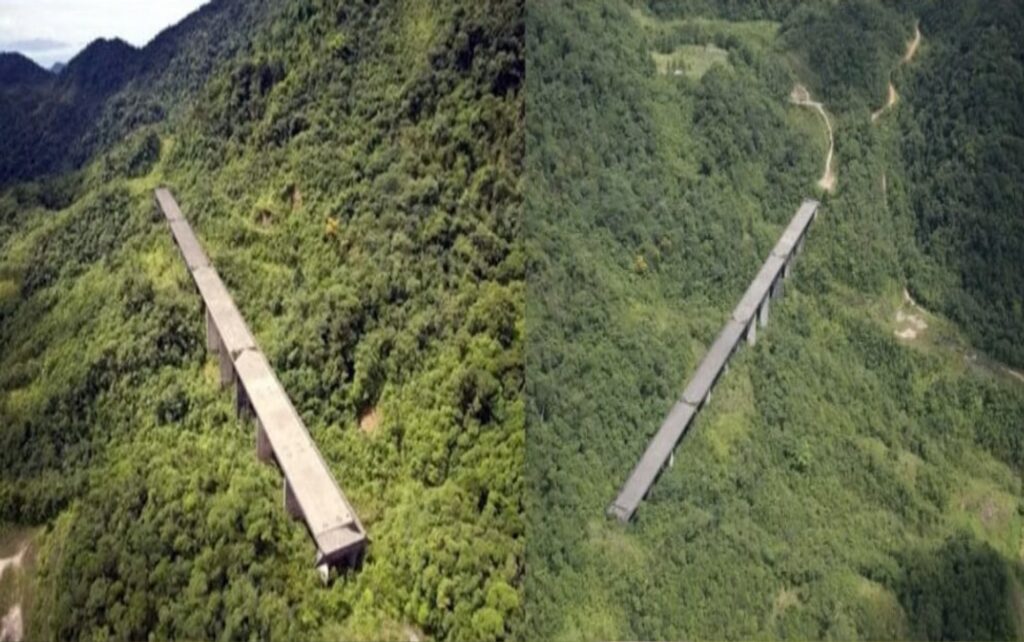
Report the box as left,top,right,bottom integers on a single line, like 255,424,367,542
771,199,818,259
155,187,366,568
155,187,184,222
610,199,819,521
191,267,256,357
168,219,211,271
608,400,697,521
733,255,785,324
234,350,365,560
681,319,745,406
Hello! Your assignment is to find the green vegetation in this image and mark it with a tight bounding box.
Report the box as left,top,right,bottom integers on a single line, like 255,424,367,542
0,1,523,640
780,0,907,112
895,0,1024,369
526,1,1024,640
651,44,729,79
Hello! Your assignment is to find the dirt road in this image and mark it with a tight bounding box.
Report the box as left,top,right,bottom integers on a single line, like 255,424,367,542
872,22,921,123
0,540,30,642
0,605,21,642
0,547,25,582
871,82,897,122
790,84,836,192
902,23,922,64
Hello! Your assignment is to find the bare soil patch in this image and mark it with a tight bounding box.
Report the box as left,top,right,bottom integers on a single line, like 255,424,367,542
0,605,21,642
0,548,25,583
359,407,381,433
894,309,927,340
771,587,801,621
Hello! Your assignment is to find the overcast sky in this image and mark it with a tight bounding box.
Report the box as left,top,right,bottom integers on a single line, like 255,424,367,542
0,0,208,68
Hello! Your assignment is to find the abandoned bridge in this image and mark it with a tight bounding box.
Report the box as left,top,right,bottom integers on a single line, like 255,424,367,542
155,188,366,575
608,199,820,522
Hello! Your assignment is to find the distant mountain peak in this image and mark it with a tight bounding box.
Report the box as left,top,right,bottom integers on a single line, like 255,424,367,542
62,37,140,94
0,51,51,86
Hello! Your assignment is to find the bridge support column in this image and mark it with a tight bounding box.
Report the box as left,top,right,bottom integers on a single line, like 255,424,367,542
746,320,757,346
218,351,234,387
236,379,251,419
317,563,330,585
759,296,770,327
704,389,712,406
284,479,302,519
772,277,784,300
796,235,805,255
205,307,220,354
256,421,273,463
784,258,793,279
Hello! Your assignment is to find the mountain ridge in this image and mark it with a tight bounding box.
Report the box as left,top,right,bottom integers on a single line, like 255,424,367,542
0,0,285,185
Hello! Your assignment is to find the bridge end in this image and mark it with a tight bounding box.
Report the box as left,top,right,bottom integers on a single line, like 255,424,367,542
607,502,634,523
314,526,368,584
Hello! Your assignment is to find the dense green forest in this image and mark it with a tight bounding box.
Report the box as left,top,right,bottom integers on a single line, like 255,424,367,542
0,1,523,640
526,0,1024,640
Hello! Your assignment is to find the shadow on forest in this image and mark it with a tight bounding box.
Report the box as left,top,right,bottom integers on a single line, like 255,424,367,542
894,532,1018,641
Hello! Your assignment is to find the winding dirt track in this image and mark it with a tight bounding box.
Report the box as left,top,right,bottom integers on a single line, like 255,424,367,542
872,22,921,123
0,542,29,642
790,84,836,192
0,546,25,581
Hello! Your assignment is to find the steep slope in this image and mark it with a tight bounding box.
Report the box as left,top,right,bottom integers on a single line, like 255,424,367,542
894,0,1024,368
0,1,523,640
526,1,1024,640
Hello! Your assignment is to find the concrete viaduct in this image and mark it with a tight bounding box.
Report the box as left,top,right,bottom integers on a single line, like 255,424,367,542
154,188,367,577
608,199,820,522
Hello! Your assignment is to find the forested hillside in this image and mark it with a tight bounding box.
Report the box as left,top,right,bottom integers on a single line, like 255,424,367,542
895,0,1024,368
526,0,1024,639
0,1,523,640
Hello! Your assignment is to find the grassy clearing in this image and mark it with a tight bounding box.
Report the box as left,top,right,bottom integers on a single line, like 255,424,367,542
853,574,909,639
951,477,1022,557
629,6,778,79
867,284,1024,387
628,7,778,42
700,369,755,462
652,44,729,79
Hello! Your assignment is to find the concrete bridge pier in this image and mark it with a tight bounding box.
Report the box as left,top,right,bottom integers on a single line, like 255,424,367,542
218,351,235,387
772,277,784,300
203,305,235,387
256,421,273,463
784,258,793,279
746,319,757,346
284,479,303,519
796,235,805,255
235,379,252,419
759,296,770,327
205,307,220,353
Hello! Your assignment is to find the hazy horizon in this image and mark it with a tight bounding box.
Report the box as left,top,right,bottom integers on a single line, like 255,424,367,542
0,0,208,68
